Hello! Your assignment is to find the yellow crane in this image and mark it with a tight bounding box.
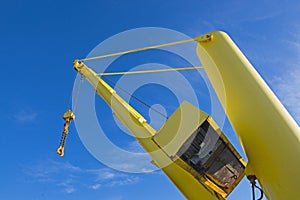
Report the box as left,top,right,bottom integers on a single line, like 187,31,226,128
57,31,300,199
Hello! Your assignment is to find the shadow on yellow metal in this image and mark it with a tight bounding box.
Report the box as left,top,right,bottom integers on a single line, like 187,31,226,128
197,31,300,200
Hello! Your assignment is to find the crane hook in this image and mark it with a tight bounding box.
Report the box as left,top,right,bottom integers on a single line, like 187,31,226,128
247,175,264,200
56,110,75,156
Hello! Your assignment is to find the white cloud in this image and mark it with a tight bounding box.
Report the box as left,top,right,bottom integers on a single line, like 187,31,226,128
102,171,116,179
64,187,76,194
271,25,300,124
90,184,101,190
125,141,145,153
88,168,118,181
108,177,140,187
23,160,141,194
13,109,37,123
272,69,300,124
58,180,76,194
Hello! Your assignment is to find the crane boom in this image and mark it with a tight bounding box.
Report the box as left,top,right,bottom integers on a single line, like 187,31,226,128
73,60,221,199
73,60,246,199
197,31,300,200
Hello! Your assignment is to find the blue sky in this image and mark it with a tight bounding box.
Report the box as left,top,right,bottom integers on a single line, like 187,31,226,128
1,0,300,199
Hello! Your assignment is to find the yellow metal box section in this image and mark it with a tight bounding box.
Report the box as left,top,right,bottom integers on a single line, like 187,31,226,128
153,101,246,198
153,101,208,157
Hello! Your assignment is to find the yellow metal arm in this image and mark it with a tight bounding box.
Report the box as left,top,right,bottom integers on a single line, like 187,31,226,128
73,60,227,200
197,31,300,200
73,60,152,138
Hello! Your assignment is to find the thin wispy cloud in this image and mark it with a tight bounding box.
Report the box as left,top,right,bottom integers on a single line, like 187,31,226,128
125,141,146,153
65,187,76,194
108,176,140,187
272,69,300,124
90,183,101,190
23,160,141,194
286,26,300,59
13,109,38,123
88,168,123,181
57,179,76,194
271,25,300,124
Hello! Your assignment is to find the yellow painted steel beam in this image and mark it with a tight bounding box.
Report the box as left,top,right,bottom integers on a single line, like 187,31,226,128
196,31,300,200
73,60,222,200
